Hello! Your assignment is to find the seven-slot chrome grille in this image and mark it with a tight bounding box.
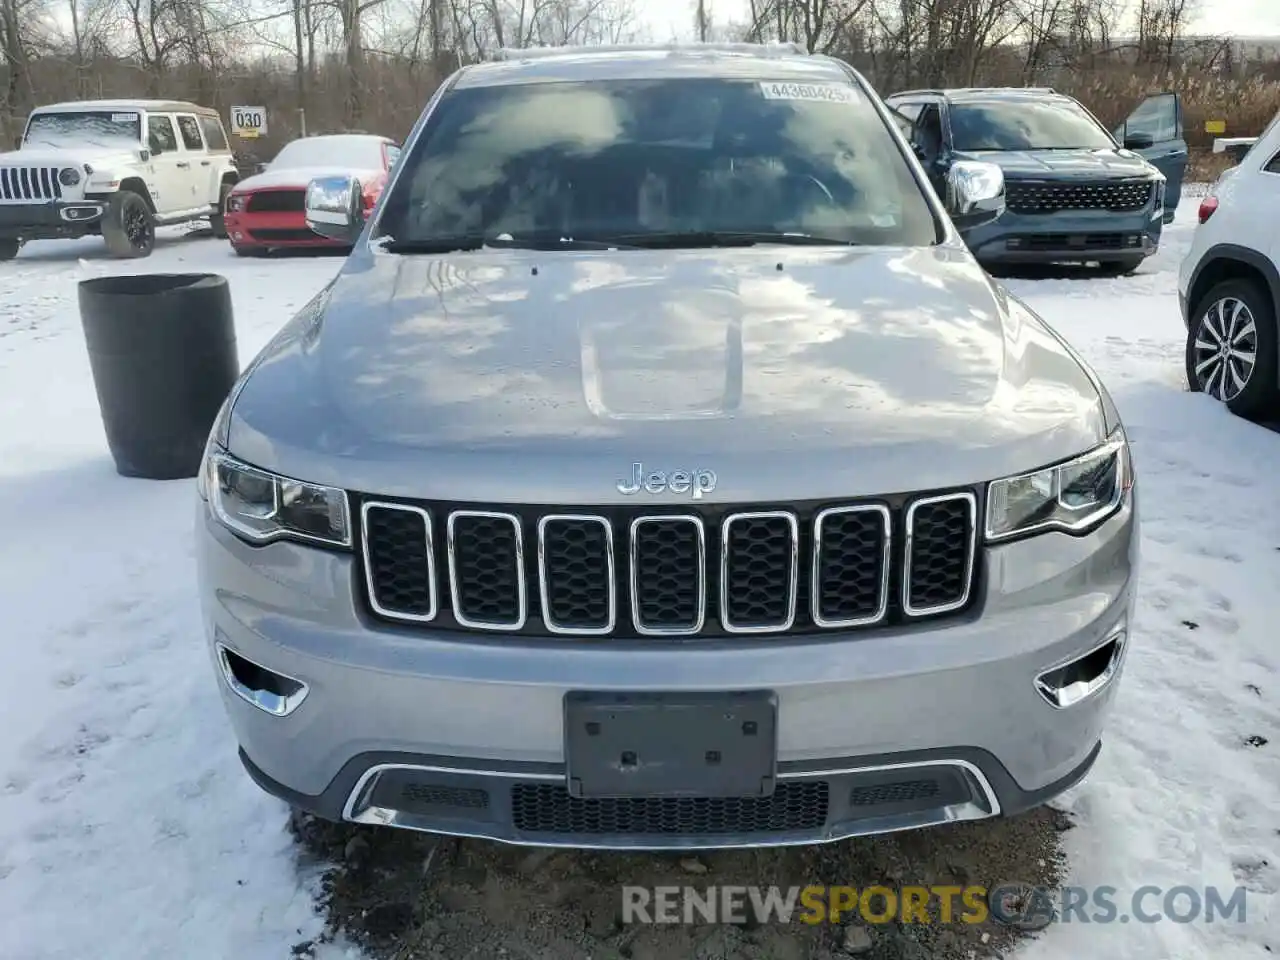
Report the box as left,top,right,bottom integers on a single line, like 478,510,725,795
358,492,979,638
1004,179,1153,214
0,166,64,203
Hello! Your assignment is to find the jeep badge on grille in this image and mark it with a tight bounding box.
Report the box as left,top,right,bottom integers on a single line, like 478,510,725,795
617,462,717,499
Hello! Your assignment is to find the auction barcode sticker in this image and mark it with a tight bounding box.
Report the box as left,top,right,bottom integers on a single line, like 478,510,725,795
759,81,857,103
111,113,138,122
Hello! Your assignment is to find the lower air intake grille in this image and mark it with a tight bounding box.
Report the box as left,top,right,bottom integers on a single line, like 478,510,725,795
511,781,830,835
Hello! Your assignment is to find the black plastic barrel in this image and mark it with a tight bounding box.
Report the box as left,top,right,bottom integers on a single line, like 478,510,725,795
79,273,239,480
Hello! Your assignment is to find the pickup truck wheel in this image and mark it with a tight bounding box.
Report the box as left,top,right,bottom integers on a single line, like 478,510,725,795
0,239,20,261
210,182,233,239
102,191,155,259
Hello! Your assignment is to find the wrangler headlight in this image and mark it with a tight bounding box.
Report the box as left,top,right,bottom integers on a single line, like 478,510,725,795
985,430,1130,542
200,448,350,548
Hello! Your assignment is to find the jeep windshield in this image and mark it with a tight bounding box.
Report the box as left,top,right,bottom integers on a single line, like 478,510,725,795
24,111,143,149
948,99,1116,152
376,77,939,250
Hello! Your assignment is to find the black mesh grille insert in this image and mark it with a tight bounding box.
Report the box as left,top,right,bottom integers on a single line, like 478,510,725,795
450,513,522,626
906,496,974,613
632,518,702,631
245,189,306,213
849,779,940,806
814,507,888,625
541,517,612,630
363,505,434,618
400,783,490,810
511,781,829,835
722,514,795,628
1004,180,1153,214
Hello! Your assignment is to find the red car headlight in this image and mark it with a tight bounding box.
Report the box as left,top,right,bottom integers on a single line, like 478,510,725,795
226,194,247,213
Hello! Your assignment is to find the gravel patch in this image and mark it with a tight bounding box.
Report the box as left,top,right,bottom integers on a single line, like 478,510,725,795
289,807,1071,960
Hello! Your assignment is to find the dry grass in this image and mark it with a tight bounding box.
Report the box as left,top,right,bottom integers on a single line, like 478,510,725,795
1048,68,1279,150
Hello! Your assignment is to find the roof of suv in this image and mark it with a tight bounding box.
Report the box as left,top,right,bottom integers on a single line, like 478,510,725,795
33,98,221,118
453,42,853,89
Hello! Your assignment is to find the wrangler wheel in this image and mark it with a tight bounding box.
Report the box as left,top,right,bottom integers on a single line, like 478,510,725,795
102,190,155,259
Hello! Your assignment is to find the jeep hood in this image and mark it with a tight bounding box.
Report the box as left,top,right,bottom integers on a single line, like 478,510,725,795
954,147,1156,180
0,144,144,168
227,245,1111,503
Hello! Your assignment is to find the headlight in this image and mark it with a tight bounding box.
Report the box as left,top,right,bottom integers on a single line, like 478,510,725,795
985,431,1130,542
227,194,247,212
201,449,351,548
59,167,81,186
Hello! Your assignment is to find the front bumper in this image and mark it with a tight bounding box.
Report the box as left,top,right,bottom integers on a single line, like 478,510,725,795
197,494,1138,849
0,199,107,239
224,210,346,249
963,206,1162,265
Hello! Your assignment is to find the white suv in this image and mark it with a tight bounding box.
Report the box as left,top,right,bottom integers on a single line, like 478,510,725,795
0,98,240,260
1177,109,1280,418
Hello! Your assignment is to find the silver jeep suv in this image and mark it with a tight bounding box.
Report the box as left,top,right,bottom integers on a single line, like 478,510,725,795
196,42,1138,849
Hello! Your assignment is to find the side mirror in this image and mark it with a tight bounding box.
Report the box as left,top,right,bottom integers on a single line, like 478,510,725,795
14,135,22,149
1123,131,1155,150
305,174,364,243
945,160,1005,232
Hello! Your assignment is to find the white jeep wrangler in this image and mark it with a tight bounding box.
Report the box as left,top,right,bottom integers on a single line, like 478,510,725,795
0,98,240,259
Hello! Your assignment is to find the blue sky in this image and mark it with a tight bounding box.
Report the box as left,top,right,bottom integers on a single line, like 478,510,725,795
638,0,1280,43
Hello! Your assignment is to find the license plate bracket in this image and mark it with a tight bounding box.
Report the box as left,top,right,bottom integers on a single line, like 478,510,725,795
563,691,778,799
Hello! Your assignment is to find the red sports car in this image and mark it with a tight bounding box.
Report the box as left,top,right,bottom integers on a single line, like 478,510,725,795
223,133,401,256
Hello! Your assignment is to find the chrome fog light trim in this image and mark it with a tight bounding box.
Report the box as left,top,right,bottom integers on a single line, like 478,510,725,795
1034,627,1127,709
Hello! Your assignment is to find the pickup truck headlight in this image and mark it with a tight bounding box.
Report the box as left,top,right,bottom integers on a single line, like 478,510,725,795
200,449,350,548
985,430,1130,542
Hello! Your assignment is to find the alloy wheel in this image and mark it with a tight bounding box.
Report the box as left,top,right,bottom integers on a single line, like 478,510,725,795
1191,297,1257,402
125,204,153,250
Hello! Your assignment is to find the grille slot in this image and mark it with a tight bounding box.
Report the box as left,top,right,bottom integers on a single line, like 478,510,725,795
0,166,63,202
361,502,436,620
447,511,526,630
359,493,978,637
812,505,891,627
538,515,615,634
903,493,977,616
1005,179,1153,214
720,511,799,632
630,516,706,635
245,189,306,213
511,781,829,835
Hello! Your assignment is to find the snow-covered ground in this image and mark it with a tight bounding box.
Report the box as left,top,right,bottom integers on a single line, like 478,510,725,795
0,202,1276,960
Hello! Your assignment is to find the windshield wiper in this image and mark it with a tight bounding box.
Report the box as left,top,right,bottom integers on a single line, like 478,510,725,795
379,234,637,254
600,230,861,249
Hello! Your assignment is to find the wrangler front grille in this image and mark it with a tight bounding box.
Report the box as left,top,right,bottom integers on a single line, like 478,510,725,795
1005,179,1153,214
0,166,64,203
358,492,979,638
